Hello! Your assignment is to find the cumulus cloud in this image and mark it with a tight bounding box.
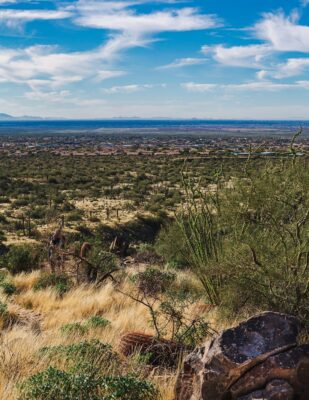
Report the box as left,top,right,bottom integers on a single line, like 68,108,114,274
201,44,272,68
157,57,207,69
0,0,219,96
254,11,309,52
198,10,309,84
271,58,309,78
72,1,218,33
0,42,128,91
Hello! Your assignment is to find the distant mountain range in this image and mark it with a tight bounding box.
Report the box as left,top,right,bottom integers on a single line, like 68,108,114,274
0,113,42,121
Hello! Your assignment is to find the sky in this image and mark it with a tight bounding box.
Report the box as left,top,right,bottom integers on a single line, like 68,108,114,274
0,0,308,119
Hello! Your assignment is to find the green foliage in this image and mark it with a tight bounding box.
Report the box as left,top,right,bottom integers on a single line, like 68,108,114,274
133,268,176,297
0,300,8,316
60,316,110,337
66,209,84,222
0,270,8,282
127,268,211,345
96,215,164,247
219,159,309,325
2,244,42,274
39,339,118,370
178,157,309,328
60,322,88,336
155,221,188,268
89,248,117,274
19,367,158,400
0,281,17,296
34,273,70,295
100,375,158,400
176,320,212,347
177,173,223,305
19,366,102,400
85,315,110,329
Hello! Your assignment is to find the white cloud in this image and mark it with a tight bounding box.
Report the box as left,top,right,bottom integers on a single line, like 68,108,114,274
182,80,309,92
24,88,108,107
0,42,130,90
254,12,309,52
202,44,272,68
181,82,217,92
73,1,218,34
103,83,165,93
273,58,309,78
158,57,206,69
96,70,126,81
0,9,71,21
228,81,309,91
25,89,71,102
0,0,219,96
0,9,71,28
198,11,309,82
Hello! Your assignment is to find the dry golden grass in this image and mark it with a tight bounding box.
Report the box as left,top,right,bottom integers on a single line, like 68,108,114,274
1,271,192,399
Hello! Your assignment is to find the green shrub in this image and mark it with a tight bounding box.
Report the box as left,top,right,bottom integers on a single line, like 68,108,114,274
85,315,110,329
178,157,309,328
155,221,188,268
100,375,158,400
60,322,88,336
0,300,7,316
59,317,110,337
19,368,158,400
28,207,46,220
19,366,101,400
0,270,8,283
39,339,118,371
89,249,117,275
133,268,176,297
0,281,17,296
3,244,42,274
34,273,71,295
66,209,84,222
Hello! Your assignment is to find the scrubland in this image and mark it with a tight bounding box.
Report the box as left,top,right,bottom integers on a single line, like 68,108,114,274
0,136,308,399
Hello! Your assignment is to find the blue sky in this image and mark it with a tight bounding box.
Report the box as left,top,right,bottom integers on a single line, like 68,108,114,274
0,0,308,119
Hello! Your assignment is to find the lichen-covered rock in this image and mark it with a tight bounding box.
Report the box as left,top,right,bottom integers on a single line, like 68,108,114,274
174,312,306,400
238,379,294,400
230,345,309,399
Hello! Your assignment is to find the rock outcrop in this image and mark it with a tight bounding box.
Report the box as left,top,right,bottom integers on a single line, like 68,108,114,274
174,311,309,400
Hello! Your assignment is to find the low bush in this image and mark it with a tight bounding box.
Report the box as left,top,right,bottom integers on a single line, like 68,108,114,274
85,316,110,329
2,244,43,274
0,300,7,316
60,322,88,336
34,273,71,295
19,367,158,400
0,281,17,296
155,221,188,269
39,339,118,371
133,268,176,297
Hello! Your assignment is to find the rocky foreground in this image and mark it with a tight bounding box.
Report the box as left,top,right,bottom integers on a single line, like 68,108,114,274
175,312,309,400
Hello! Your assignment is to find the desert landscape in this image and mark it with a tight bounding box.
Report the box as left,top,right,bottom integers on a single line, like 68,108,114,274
0,128,307,399
0,0,308,398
